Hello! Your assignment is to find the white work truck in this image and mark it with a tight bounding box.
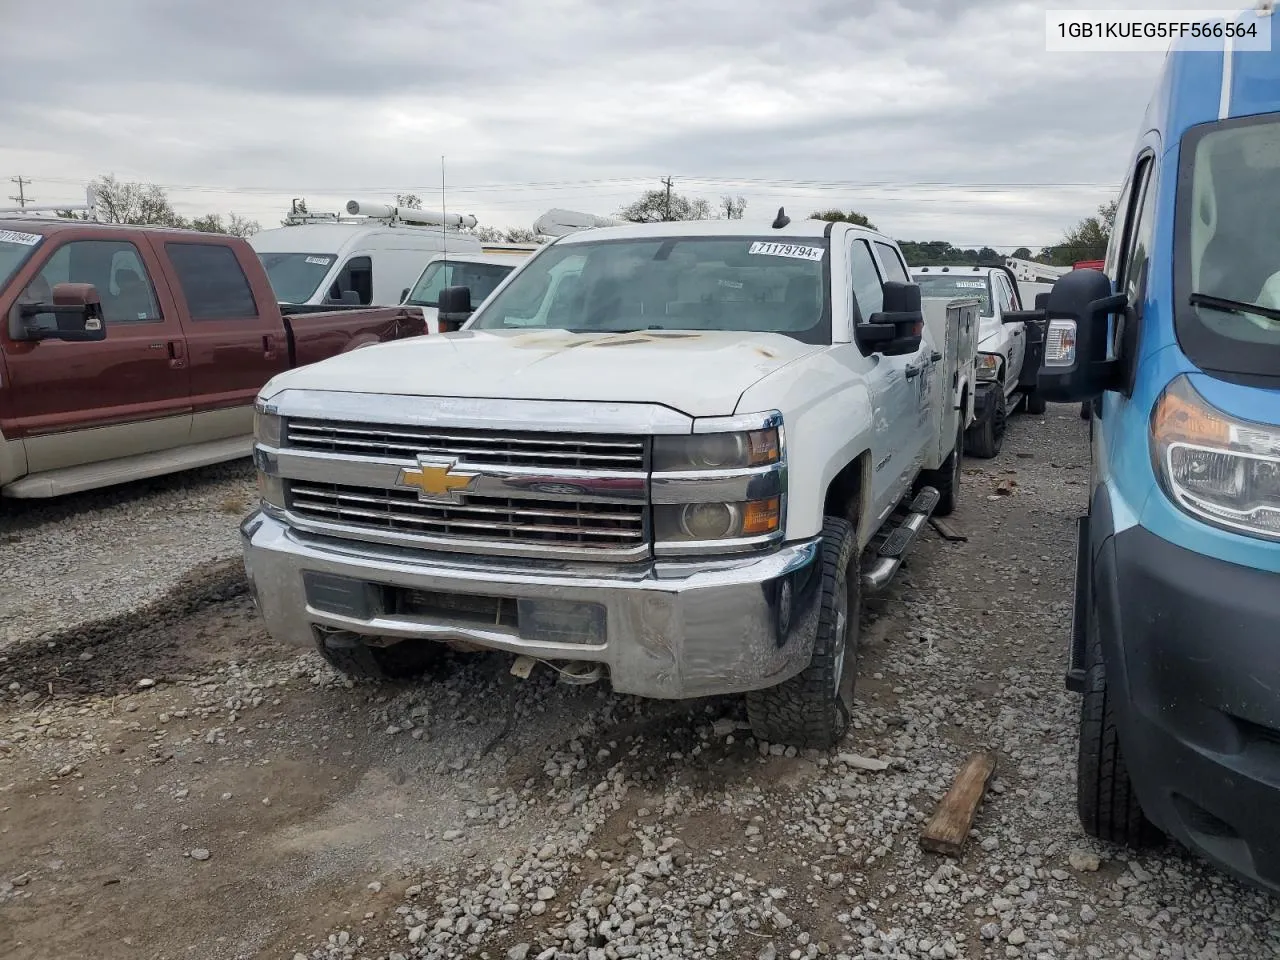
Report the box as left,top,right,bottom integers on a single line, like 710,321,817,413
241,211,979,748
912,264,1047,458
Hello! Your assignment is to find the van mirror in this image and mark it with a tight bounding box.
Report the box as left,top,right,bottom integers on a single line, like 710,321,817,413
1036,269,1124,403
857,281,924,357
10,282,107,343
437,285,473,332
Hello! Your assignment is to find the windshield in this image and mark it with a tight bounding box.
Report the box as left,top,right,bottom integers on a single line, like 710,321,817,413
912,274,992,315
0,229,44,290
1177,114,1280,380
406,259,515,307
257,252,336,304
469,236,830,343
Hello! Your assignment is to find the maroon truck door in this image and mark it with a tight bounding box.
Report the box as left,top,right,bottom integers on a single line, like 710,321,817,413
0,230,192,475
152,237,289,445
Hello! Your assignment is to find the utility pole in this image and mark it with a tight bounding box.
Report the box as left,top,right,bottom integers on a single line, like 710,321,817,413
662,176,673,221
9,176,31,209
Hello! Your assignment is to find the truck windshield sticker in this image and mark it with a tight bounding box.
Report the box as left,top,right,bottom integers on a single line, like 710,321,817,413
955,280,986,288
0,230,41,246
304,256,332,266
748,241,825,261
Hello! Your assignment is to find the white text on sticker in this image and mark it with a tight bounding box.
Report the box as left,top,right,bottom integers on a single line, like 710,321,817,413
955,280,986,288
305,256,332,266
748,241,824,261
0,230,42,246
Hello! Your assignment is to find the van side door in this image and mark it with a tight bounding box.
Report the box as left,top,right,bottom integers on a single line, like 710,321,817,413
0,232,191,474
154,237,290,445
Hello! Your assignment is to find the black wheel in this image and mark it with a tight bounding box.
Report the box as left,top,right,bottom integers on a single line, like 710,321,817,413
965,388,1006,459
1077,599,1162,847
1080,401,1093,420
1024,389,1047,415
919,418,963,517
746,517,859,750
316,633,440,680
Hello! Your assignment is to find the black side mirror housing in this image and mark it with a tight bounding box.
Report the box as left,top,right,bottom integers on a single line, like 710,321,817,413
10,282,107,342
1036,269,1124,403
857,281,923,357
437,285,473,332
400,287,410,303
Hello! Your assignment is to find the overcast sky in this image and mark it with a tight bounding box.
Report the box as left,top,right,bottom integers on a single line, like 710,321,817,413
0,0,1209,249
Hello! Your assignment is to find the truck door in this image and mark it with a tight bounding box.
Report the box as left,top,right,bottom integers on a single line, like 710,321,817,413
0,234,191,474
851,239,919,519
994,273,1025,391
156,238,290,444
871,241,934,479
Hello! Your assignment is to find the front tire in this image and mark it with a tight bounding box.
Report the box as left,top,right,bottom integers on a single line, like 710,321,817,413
316,634,440,681
1024,389,1047,415
746,517,859,750
965,387,1007,459
1077,600,1162,847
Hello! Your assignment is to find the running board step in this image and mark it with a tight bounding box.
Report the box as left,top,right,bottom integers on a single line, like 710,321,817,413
862,486,940,593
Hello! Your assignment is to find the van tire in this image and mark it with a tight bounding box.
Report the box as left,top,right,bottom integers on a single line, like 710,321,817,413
965,389,1006,459
1076,602,1162,848
1024,389,1047,415
316,634,440,681
746,517,859,751
919,419,963,517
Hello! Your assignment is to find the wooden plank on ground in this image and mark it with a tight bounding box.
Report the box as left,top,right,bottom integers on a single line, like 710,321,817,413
929,518,968,542
920,750,998,857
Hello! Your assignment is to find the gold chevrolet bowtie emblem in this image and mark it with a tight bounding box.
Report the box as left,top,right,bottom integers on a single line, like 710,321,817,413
397,458,479,503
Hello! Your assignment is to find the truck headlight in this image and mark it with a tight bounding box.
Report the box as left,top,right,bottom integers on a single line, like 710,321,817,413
975,354,1001,382
253,406,283,447
1150,375,1280,542
654,497,781,542
652,426,780,471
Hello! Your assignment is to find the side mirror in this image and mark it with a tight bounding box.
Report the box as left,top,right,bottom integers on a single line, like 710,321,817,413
1034,292,1050,310
437,285,473,332
10,283,107,343
400,287,410,303
857,281,923,357
1036,269,1124,403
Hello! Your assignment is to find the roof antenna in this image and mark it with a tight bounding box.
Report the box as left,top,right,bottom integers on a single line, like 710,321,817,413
771,207,791,229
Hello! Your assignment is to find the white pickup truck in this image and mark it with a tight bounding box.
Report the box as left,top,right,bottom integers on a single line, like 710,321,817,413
242,212,979,748
912,264,1047,458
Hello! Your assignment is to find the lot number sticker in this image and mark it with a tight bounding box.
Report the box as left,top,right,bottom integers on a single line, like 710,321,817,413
749,241,824,261
305,256,332,266
955,280,985,288
0,230,41,246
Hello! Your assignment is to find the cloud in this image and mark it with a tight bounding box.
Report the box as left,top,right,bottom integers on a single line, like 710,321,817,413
0,0,1193,247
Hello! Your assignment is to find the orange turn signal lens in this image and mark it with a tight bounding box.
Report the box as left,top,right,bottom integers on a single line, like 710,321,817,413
742,497,781,536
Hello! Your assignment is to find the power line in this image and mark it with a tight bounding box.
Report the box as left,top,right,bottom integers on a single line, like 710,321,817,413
8,175,30,208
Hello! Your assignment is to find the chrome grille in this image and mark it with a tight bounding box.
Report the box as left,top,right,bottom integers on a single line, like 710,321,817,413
287,419,646,471
286,482,646,554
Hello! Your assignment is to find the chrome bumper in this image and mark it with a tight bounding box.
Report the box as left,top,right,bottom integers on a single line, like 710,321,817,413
240,511,822,699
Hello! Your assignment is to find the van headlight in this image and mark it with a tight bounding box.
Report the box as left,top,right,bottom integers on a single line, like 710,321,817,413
975,354,1001,382
1150,375,1280,541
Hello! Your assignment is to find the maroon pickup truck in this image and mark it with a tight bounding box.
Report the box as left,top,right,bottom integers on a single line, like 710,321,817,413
0,219,426,498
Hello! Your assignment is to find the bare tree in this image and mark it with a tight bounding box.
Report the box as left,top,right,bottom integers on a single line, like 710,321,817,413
90,174,186,227
619,187,712,223
396,193,422,209
720,195,747,220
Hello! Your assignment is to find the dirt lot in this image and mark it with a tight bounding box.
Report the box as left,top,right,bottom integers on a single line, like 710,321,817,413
2,407,1278,960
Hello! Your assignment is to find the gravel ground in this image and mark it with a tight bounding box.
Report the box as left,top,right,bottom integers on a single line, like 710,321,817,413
0,460,255,652
2,406,1278,960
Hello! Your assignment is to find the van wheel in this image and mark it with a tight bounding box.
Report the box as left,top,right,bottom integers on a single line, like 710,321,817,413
746,517,858,750
1077,602,1162,847
1024,390,1047,415
316,633,440,681
919,419,963,517
965,389,1006,459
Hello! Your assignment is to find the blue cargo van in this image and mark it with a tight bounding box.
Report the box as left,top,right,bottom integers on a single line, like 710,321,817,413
1024,7,1280,889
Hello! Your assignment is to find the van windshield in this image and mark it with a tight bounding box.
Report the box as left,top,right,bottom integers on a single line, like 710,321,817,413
912,274,992,315
257,252,336,304
1178,115,1280,380
0,229,43,290
469,236,831,344
406,259,515,307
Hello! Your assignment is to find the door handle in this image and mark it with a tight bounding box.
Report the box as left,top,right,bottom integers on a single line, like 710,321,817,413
930,351,943,363
905,363,922,380
167,340,186,369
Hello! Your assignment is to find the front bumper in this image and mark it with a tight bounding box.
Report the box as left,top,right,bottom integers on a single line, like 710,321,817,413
1095,520,1280,889
241,511,823,699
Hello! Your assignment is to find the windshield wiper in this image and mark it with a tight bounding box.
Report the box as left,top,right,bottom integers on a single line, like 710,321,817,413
1190,292,1280,325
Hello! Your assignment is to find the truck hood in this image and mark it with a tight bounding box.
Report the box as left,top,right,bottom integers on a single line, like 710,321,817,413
263,328,824,418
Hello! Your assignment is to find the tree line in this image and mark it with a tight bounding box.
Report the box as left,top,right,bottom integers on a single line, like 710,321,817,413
57,176,1117,265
